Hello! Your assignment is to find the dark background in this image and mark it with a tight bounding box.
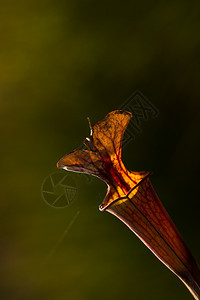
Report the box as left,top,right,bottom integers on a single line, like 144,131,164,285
1,1,200,299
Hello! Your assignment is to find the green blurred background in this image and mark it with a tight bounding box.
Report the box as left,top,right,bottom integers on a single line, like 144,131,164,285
1,1,200,299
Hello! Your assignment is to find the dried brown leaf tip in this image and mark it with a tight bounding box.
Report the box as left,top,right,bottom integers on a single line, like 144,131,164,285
57,110,200,299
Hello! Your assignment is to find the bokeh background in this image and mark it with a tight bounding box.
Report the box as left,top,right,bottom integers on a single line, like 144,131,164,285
1,1,200,299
